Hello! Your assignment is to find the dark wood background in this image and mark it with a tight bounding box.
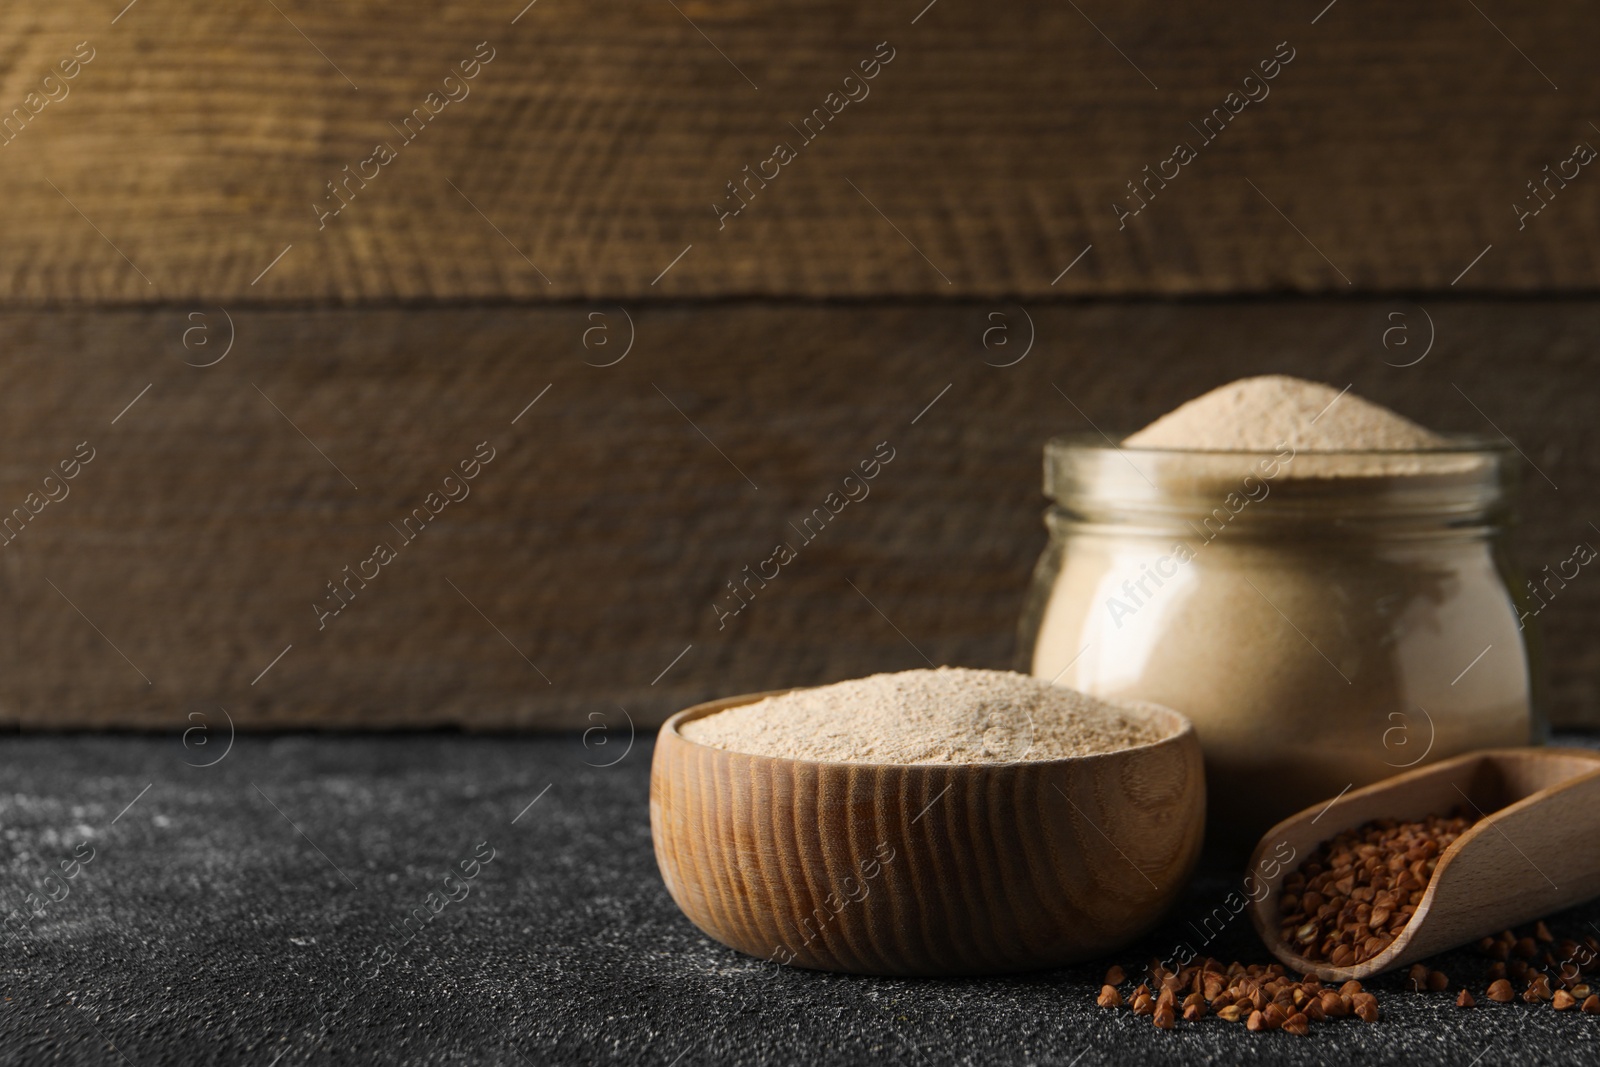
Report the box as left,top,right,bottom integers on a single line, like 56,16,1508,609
0,1,1596,729
3,0,1598,299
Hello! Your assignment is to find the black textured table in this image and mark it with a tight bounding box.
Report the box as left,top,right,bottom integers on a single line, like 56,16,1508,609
3,732,1598,1066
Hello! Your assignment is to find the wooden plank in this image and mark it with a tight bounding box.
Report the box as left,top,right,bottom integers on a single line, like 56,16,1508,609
0,298,1594,731
0,2,1597,301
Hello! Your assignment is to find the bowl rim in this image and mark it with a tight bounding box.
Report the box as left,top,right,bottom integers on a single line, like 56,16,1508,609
661,685,1196,771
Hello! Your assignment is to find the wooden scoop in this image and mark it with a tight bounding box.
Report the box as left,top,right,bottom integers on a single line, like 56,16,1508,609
1248,747,1600,981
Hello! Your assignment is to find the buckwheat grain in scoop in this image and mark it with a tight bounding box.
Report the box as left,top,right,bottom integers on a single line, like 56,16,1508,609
1280,811,1477,967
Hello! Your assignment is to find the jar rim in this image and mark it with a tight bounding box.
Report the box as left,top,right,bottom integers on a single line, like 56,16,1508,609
1043,433,1519,524
1045,431,1515,458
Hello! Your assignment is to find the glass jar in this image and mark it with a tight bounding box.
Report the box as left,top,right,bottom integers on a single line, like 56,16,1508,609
1020,436,1542,846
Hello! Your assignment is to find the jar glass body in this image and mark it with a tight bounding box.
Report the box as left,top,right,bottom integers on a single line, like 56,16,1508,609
1021,438,1543,845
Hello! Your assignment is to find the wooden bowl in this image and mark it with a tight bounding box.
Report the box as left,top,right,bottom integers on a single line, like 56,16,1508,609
650,689,1205,976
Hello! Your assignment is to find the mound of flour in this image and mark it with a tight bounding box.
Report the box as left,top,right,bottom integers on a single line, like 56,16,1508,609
679,667,1167,764
1124,376,1448,454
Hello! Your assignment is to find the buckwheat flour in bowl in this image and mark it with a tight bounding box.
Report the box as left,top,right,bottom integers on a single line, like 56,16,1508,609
654,673,1204,975
1024,376,1537,845
679,666,1169,764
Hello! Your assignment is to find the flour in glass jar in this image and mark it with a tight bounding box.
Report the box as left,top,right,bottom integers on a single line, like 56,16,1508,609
1028,375,1533,840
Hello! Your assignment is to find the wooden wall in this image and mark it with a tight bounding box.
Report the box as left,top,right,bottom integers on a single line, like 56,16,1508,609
2,1,1597,300
0,300,1594,730
0,2,1596,728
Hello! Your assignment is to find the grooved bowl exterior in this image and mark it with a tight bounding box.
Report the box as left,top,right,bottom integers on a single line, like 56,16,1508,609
650,691,1205,976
